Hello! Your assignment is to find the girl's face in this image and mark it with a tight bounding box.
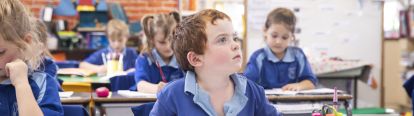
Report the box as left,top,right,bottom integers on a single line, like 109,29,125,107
0,38,20,78
264,23,293,56
153,29,173,59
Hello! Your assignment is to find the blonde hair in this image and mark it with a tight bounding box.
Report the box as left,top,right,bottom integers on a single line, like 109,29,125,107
106,19,130,40
33,18,53,57
141,11,180,58
0,0,45,70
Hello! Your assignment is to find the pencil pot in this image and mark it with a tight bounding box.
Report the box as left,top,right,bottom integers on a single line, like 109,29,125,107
106,52,122,75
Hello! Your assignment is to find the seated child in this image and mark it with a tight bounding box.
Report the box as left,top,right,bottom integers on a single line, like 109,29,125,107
244,8,318,91
80,19,138,74
0,0,63,115
134,11,184,93
150,9,279,116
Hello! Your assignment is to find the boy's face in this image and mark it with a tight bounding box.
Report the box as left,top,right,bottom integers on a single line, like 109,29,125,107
0,38,20,78
153,29,173,59
108,35,128,53
264,23,293,56
200,19,242,73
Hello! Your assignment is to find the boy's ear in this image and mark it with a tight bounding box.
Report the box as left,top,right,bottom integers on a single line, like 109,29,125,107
187,51,203,68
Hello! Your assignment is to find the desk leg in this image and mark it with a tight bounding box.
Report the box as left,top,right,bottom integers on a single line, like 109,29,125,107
353,77,358,109
344,100,352,116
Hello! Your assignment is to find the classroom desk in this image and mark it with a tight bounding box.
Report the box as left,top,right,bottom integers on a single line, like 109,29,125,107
268,94,353,116
316,65,371,109
59,75,110,92
60,92,91,105
92,92,156,116
60,92,94,116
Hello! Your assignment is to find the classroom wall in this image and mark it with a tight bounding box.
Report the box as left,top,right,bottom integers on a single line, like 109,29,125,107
246,0,383,108
21,0,178,29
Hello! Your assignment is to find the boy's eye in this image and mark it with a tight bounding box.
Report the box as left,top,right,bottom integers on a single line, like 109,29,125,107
282,36,289,40
0,50,5,56
219,37,227,43
271,35,278,39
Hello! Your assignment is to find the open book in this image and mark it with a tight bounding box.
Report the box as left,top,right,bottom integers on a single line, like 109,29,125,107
265,88,344,96
57,68,97,77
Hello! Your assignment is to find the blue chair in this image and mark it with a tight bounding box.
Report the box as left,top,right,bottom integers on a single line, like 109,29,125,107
109,72,136,92
403,75,414,112
63,105,89,116
131,102,155,116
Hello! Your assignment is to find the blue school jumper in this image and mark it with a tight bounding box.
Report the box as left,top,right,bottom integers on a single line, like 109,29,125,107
150,71,280,116
244,46,318,89
39,57,63,91
0,71,63,116
84,47,138,71
132,49,184,91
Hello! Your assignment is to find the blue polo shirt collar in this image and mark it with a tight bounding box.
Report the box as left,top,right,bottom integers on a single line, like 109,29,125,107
184,71,248,115
152,49,179,69
264,45,295,63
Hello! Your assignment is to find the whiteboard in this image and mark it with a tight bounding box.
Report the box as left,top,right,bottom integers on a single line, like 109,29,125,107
246,0,383,107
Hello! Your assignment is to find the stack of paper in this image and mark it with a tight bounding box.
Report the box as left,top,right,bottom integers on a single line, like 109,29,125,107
59,91,74,98
117,90,156,98
273,102,323,114
265,88,343,95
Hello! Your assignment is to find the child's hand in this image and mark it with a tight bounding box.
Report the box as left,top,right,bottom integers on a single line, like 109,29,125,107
5,59,29,87
98,65,107,74
157,82,167,92
282,83,302,91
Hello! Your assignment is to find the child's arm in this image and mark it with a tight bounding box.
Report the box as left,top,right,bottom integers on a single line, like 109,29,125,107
79,61,106,73
282,80,315,91
134,56,165,93
6,59,43,116
137,81,166,94
283,49,318,91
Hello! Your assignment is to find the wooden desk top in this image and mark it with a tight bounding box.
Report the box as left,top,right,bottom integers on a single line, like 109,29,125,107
61,92,352,104
267,94,352,101
61,92,91,104
92,92,157,103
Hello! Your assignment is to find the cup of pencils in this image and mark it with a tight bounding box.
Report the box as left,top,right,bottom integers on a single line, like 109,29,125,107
105,52,123,76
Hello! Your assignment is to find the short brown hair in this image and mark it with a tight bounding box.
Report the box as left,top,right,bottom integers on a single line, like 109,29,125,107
265,8,296,33
172,9,231,71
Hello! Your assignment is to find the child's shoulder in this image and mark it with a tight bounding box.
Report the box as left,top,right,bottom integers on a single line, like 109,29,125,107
287,46,305,54
158,78,186,98
250,48,267,59
234,73,263,90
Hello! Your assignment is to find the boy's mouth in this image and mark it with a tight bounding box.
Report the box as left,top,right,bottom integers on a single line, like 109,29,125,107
233,54,241,60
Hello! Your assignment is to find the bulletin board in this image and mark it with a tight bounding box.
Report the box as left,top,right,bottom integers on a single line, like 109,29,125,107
246,0,383,107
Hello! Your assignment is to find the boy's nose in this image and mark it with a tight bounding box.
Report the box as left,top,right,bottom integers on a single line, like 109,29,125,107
232,41,240,51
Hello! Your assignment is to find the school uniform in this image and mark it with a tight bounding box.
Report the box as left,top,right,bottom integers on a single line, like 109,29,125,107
150,71,280,116
0,71,64,116
83,47,138,71
244,46,318,89
132,49,184,91
39,57,63,91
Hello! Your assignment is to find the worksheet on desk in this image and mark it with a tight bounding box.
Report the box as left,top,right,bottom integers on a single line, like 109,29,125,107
265,88,344,95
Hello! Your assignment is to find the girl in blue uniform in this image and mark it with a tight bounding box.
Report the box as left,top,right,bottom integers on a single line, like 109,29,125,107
244,8,318,91
150,9,279,116
134,11,184,93
0,0,63,115
80,19,138,74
